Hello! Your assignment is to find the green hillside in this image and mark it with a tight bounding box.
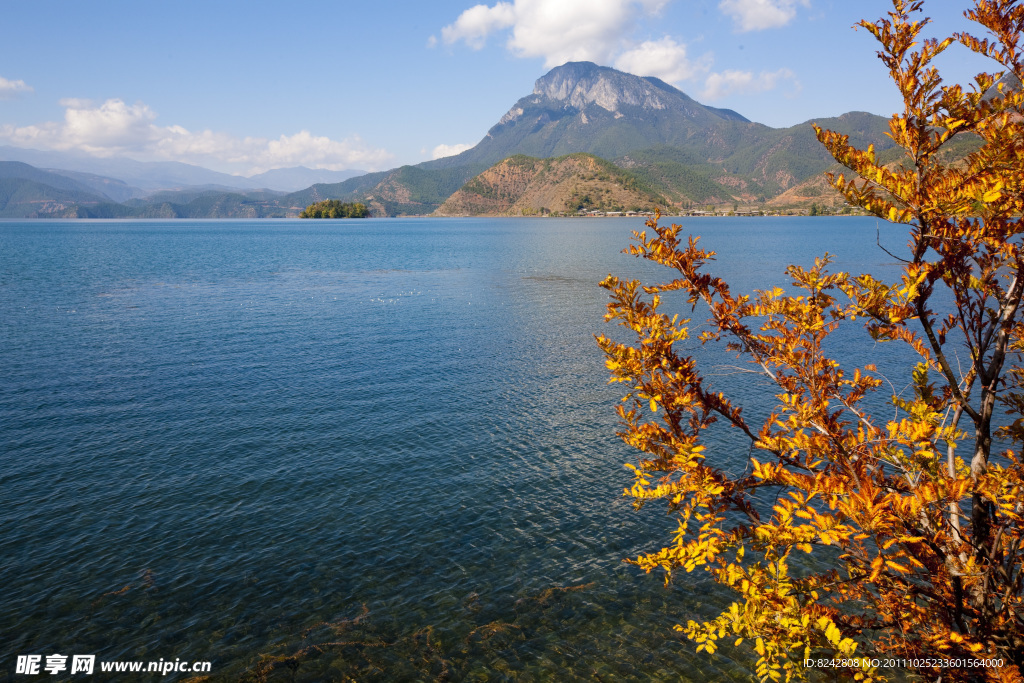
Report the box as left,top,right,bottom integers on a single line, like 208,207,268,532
616,147,744,204
437,153,668,216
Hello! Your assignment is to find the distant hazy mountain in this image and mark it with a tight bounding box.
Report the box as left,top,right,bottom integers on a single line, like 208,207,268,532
0,146,269,192
0,159,295,218
0,147,364,194
125,186,284,206
246,166,366,192
42,168,148,203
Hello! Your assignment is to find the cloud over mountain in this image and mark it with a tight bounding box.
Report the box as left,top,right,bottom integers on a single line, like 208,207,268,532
613,37,710,85
436,0,802,103
438,0,667,68
432,143,473,159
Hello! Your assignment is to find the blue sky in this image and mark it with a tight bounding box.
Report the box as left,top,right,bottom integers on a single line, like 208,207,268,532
0,0,995,176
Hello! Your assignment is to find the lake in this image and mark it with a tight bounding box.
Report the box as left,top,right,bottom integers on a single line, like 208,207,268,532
0,216,911,681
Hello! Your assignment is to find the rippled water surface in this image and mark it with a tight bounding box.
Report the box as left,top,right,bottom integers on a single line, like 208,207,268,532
1,217,910,680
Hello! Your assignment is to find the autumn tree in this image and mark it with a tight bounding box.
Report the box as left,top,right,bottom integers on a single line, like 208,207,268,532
597,1,1024,680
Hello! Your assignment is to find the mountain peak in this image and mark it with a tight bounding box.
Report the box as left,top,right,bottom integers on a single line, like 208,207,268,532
533,62,679,113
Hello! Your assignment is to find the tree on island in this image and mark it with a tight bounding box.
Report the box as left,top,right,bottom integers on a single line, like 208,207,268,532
299,200,369,218
598,0,1024,680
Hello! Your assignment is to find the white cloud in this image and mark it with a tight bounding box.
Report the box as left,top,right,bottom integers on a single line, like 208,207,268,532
432,143,473,159
701,67,799,100
613,37,711,84
58,98,92,108
258,131,391,172
441,2,516,49
718,0,808,32
507,0,636,67
66,99,159,152
440,0,668,68
0,98,394,173
0,76,33,99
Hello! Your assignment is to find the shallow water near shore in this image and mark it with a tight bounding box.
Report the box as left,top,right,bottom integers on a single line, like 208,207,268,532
1,216,912,680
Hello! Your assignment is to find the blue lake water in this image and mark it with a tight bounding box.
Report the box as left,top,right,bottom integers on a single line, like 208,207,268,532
1,216,912,681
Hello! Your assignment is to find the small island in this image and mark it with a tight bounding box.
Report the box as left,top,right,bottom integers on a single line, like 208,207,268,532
299,200,370,218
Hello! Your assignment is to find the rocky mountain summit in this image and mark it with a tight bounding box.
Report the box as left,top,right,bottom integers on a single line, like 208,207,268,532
432,62,761,170
535,62,669,113
530,61,748,121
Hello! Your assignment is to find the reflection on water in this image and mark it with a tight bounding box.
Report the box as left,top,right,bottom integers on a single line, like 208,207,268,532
0,217,910,680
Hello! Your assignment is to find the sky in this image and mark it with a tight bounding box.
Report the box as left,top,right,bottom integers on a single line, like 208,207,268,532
0,0,999,177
